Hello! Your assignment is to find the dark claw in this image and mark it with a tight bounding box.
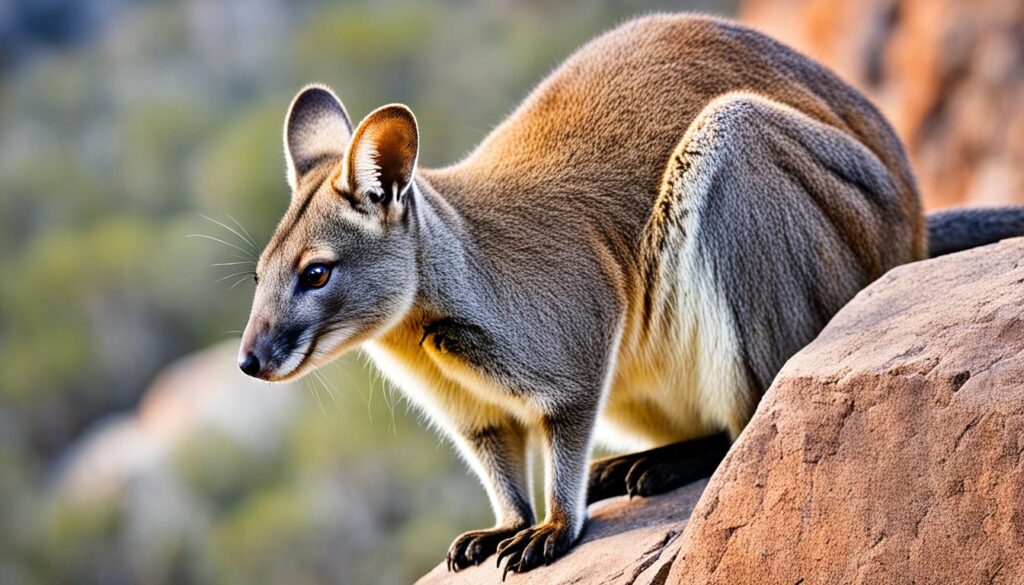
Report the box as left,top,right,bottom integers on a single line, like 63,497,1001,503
495,532,524,568
502,558,515,581
498,537,524,578
625,460,675,499
625,458,650,499
494,521,575,576
519,536,540,570
447,525,524,572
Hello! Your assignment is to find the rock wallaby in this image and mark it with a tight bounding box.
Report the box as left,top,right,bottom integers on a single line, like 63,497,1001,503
238,13,1024,576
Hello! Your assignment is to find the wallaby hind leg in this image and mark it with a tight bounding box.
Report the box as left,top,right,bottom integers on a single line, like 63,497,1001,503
587,432,731,504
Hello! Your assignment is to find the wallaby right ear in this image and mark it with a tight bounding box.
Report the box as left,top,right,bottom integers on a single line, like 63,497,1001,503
284,84,353,190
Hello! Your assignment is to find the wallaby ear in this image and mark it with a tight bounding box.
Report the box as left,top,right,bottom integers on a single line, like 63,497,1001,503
284,84,353,190
339,104,419,207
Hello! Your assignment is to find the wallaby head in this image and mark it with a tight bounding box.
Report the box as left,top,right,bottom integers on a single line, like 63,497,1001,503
238,85,420,381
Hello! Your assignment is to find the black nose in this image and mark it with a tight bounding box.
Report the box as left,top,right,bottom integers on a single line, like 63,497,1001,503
239,353,261,377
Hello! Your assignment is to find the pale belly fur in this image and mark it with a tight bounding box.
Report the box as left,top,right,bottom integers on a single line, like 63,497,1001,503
596,233,751,452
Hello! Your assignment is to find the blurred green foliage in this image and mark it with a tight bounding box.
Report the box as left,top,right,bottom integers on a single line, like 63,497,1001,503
0,1,735,583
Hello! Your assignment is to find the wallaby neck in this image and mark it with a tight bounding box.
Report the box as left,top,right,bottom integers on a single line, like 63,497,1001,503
405,172,490,321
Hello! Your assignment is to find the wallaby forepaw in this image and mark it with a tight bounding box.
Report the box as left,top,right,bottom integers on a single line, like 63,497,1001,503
494,520,576,578
446,525,524,572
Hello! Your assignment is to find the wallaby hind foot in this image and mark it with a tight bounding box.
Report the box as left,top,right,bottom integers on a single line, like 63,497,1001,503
587,433,732,504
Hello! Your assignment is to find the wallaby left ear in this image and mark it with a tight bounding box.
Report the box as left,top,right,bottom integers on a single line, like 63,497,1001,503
339,104,419,207
284,84,353,191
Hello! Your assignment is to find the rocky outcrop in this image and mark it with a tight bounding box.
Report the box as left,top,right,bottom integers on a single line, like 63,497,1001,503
673,238,1024,583
742,0,1024,210
419,238,1024,584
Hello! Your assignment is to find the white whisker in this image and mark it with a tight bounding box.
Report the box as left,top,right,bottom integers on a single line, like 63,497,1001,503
366,367,376,423
186,233,256,259
199,214,259,254
214,270,255,284
386,383,398,436
314,370,344,414
310,377,331,419
227,215,260,249
213,260,256,267
229,275,253,289
332,359,371,418
301,378,326,418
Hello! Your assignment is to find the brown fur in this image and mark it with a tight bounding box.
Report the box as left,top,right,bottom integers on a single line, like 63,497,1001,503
423,14,923,294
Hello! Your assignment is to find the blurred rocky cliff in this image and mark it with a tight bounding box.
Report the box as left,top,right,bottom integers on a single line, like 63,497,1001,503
742,0,1024,209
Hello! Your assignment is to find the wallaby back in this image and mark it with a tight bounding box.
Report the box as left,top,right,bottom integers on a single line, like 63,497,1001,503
424,14,924,285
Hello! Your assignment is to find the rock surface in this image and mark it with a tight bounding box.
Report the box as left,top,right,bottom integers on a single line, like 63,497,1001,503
673,238,1024,583
416,479,707,585
742,0,1024,210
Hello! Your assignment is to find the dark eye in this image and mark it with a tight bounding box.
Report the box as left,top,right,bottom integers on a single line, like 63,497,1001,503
299,263,331,289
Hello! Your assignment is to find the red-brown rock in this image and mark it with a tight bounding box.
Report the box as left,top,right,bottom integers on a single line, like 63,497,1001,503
742,0,1024,210
672,238,1024,583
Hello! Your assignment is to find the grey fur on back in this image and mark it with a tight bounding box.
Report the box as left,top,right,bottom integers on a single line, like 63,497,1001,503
640,91,915,428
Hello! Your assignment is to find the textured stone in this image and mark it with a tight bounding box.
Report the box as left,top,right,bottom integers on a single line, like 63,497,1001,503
672,238,1024,584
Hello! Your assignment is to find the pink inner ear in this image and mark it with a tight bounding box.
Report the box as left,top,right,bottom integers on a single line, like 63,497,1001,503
375,121,417,183
347,106,419,199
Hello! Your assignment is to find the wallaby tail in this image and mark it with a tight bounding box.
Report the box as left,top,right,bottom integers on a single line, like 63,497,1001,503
927,206,1024,258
